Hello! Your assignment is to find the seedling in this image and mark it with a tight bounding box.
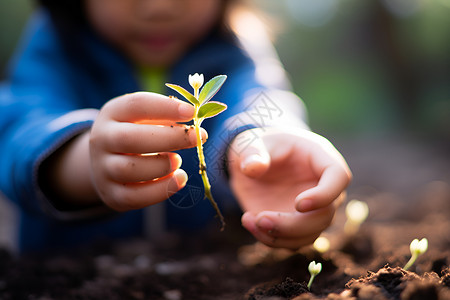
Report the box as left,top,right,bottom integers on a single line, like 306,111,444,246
344,199,369,235
307,261,322,290
166,73,227,230
403,238,428,271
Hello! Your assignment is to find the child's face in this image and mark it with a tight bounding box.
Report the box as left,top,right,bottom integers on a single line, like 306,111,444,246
85,0,223,67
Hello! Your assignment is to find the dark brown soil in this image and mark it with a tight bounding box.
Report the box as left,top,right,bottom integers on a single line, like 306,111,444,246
0,137,449,300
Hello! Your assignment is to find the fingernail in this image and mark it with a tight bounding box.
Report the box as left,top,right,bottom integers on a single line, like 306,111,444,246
242,212,257,233
170,154,182,170
178,103,195,119
187,126,208,146
257,217,274,232
241,154,264,170
200,127,208,143
173,169,188,189
176,154,183,169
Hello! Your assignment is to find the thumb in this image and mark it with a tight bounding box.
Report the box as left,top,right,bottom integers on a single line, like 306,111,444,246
231,129,270,178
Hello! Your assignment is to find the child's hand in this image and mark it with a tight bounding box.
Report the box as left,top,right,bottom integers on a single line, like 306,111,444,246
228,128,352,250
89,92,206,211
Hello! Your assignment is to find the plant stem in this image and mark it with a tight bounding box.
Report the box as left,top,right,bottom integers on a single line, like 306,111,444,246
403,254,417,271
307,275,316,290
193,105,225,231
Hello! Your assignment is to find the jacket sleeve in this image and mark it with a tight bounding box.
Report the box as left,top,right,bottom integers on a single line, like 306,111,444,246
0,12,102,219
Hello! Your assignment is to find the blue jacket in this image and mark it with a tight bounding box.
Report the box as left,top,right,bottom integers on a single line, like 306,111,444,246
0,11,306,253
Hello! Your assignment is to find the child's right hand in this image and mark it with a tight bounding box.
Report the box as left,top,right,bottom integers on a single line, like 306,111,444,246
89,92,205,211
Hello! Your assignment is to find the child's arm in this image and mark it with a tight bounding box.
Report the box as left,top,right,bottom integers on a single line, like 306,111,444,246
41,92,206,211
228,127,351,250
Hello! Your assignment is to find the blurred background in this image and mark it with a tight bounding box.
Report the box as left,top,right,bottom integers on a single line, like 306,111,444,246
0,0,449,250
0,0,33,78
258,0,450,138
1,0,449,136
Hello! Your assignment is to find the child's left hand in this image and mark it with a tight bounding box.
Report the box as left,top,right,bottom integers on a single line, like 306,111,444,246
228,127,352,250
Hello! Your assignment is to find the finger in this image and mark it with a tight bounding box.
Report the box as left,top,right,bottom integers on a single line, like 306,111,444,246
256,206,335,238
252,229,320,250
295,164,351,212
229,129,270,178
242,212,320,250
103,169,188,211
103,152,182,183
242,211,258,233
104,92,195,123
103,123,207,154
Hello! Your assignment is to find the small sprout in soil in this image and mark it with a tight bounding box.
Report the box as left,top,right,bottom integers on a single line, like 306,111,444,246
166,73,227,230
313,236,330,253
344,199,369,235
404,237,428,271
307,261,322,290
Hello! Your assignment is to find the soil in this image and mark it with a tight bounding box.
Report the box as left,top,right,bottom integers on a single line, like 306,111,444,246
0,136,449,300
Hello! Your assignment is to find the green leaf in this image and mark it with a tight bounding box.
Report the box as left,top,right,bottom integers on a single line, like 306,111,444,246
197,101,227,119
165,83,199,106
198,75,227,105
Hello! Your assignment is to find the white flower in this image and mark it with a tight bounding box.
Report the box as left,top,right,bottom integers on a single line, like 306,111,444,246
410,238,428,256
188,73,204,91
308,261,322,276
345,199,369,224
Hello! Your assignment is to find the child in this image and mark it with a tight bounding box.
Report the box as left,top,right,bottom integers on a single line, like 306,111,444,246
0,0,352,253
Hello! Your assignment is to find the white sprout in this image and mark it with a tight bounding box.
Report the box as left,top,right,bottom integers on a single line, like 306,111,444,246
404,238,428,271
307,261,322,290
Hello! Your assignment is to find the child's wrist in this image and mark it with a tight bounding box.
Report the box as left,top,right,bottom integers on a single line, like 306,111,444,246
40,131,101,209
